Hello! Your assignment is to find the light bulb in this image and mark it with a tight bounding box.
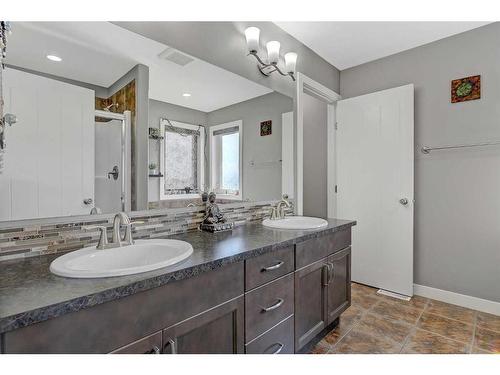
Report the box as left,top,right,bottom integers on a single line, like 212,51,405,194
245,27,260,53
266,41,280,65
284,52,297,74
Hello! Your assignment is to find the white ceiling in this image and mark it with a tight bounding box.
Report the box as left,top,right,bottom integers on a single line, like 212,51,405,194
275,22,491,70
6,22,272,112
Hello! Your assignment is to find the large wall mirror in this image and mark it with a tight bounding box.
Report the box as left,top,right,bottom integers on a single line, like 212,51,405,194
0,22,294,222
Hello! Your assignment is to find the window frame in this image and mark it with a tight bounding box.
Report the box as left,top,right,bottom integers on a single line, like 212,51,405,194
159,119,205,201
209,120,243,201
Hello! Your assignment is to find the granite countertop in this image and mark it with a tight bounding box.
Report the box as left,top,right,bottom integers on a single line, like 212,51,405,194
0,218,355,334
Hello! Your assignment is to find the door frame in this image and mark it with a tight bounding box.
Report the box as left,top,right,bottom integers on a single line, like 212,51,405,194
94,109,132,212
281,111,294,199
295,72,341,215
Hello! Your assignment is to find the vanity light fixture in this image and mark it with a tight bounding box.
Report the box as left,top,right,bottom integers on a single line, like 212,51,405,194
46,54,62,62
244,27,297,81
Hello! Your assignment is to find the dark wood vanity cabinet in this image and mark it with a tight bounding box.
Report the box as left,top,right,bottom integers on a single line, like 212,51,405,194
1,227,353,354
162,297,244,354
294,257,329,350
326,247,351,325
294,231,352,351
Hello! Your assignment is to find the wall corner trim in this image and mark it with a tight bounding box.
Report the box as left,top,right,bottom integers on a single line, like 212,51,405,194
413,284,500,316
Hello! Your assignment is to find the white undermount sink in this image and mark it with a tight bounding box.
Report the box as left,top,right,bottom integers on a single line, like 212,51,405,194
50,239,193,278
262,216,328,230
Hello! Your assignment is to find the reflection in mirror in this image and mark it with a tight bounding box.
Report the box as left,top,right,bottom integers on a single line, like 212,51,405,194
0,21,294,222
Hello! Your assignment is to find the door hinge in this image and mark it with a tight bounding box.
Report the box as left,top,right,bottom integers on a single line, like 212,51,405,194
335,122,338,130
335,185,338,193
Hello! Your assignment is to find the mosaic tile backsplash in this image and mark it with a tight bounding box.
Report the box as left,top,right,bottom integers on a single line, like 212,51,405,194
0,201,291,262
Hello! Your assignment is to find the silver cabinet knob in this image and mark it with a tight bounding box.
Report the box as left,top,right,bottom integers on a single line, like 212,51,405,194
399,198,409,205
83,198,93,205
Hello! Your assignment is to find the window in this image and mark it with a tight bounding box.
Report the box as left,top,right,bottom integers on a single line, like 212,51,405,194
210,121,242,200
159,119,205,200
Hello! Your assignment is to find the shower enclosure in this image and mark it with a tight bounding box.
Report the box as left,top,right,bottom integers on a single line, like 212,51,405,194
94,109,131,214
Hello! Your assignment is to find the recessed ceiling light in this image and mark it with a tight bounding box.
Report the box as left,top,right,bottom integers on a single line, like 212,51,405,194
46,55,62,62
182,93,191,97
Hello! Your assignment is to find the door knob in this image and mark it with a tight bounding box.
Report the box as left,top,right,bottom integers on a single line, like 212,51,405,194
399,198,409,205
107,165,119,180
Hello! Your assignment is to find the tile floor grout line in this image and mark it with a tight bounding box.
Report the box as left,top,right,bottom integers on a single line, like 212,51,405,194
468,311,478,354
324,284,497,355
329,306,370,353
423,309,477,325
343,301,417,353
399,327,418,354
399,298,429,353
413,326,474,347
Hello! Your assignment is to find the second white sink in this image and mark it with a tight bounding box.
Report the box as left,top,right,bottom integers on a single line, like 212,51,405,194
50,239,193,278
262,216,328,230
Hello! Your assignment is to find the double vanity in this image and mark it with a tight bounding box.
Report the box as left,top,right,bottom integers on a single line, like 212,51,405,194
0,217,355,354
0,22,356,355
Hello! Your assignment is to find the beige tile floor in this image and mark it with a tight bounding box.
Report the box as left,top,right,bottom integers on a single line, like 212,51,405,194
310,283,500,354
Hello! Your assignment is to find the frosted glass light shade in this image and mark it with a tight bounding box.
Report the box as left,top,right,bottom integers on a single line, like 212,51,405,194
284,52,297,74
245,27,260,53
266,41,280,65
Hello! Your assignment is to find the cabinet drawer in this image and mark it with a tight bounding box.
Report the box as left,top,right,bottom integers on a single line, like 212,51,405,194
295,229,351,269
245,315,294,354
110,331,162,354
245,245,294,290
245,273,294,343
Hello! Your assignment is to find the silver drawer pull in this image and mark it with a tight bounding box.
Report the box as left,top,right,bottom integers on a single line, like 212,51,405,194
265,342,284,354
261,261,284,272
327,263,334,284
261,298,284,312
165,338,177,354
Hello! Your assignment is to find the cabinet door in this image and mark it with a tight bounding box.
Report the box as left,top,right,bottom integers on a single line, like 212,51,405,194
294,257,329,351
110,332,162,354
326,247,351,325
162,297,244,354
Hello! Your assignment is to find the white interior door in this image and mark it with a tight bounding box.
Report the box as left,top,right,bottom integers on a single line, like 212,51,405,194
336,84,414,296
0,68,94,220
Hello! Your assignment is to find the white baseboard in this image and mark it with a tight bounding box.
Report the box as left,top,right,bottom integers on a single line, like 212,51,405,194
414,284,500,316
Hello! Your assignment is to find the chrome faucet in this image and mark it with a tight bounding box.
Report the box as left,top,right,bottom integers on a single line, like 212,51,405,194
269,194,292,220
83,212,142,250
112,212,132,246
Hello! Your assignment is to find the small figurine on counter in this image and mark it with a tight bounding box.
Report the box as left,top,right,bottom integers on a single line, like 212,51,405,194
200,192,234,233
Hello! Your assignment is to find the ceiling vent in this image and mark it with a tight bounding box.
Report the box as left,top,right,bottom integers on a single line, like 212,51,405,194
158,47,195,66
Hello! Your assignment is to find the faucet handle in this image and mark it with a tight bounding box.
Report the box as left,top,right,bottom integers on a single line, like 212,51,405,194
269,207,278,220
82,225,108,249
82,225,108,232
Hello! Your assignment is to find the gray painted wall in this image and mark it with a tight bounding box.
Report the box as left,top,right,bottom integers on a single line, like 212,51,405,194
340,23,500,302
114,22,340,97
148,99,208,202
149,99,208,127
302,94,328,218
208,92,293,202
